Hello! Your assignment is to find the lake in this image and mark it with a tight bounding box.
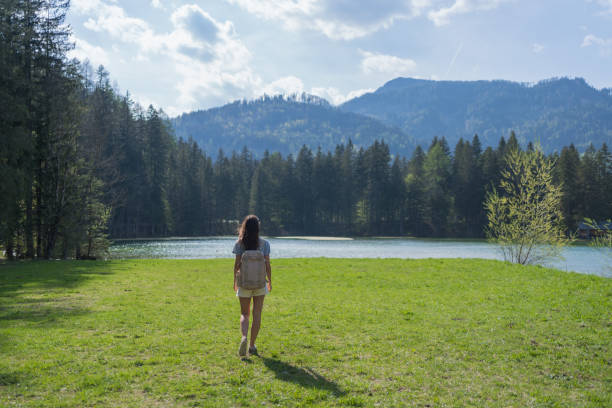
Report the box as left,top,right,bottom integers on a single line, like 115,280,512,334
109,237,611,278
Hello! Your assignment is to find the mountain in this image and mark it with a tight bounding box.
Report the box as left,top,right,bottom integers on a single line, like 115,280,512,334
171,93,413,157
340,77,612,152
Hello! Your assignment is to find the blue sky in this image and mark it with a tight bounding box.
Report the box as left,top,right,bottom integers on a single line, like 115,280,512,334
68,0,612,116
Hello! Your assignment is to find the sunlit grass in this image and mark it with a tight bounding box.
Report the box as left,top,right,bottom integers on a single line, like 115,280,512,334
1,259,610,407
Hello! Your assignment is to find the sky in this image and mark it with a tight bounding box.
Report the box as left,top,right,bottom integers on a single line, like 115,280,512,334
67,0,612,116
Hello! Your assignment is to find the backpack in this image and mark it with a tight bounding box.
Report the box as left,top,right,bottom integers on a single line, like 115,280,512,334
238,250,266,290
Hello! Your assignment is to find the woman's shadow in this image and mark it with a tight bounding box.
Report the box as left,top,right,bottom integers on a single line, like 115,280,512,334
259,356,345,396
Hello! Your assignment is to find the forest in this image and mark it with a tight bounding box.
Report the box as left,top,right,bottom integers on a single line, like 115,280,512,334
1,1,611,259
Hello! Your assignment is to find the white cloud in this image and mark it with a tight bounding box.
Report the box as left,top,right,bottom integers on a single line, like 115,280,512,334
171,5,229,44
71,0,105,13
345,88,375,100
227,0,316,23
428,0,509,26
360,50,417,77
259,76,305,96
532,43,544,53
227,0,510,38
582,33,611,47
588,0,612,15
310,87,343,104
226,0,428,40
69,37,109,67
70,0,384,113
310,86,374,105
72,1,260,113
256,79,371,106
79,2,159,54
581,34,612,56
151,0,163,9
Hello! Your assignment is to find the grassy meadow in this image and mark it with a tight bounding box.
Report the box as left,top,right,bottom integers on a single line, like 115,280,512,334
1,258,610,407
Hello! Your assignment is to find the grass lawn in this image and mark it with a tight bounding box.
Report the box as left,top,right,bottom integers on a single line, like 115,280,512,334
1,259,610,407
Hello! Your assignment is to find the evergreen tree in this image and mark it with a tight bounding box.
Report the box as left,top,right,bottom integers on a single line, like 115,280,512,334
579,144,600,221
0,0,30,257
595,144,612,219
423,140,452,236
388,157,406,234
556,144,581,230
294,145,314,233
405,146,426,236
312,148,338,232
144,106,173,235
506,131,520,153
337,141,356,234
363,141,391,234
213,149,236,231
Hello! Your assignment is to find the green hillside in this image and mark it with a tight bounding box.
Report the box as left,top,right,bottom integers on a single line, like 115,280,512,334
172,94,414,157
341,77,612,152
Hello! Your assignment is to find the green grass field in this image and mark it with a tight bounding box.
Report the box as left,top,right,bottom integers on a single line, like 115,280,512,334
1,259,610,407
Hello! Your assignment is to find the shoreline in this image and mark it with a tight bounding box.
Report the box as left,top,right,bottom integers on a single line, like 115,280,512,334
274,236,353,241
109,236,595,247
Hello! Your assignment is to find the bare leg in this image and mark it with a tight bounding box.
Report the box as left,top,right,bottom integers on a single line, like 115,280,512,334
250,295,265,347
239,297,251,339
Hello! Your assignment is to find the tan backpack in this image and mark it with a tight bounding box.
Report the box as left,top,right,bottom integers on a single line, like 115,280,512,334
238,250,266,289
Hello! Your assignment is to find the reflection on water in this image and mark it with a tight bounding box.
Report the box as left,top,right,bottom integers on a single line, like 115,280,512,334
109,236,611,278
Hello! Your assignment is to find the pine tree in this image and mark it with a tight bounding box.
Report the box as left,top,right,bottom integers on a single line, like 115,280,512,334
579,144,599,221
452,138,470,234
423,140,452,236
595,144,612,219
388,157,406,235
294,145,314,233
213,149,236,232
405,146,426,236
362,141,391,234
337,140,356,234
312,148,338,233
145,106,173,235
0,0,30,257
556,144,581,230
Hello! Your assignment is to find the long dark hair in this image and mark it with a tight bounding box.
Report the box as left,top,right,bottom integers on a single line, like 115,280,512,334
238,215,260,250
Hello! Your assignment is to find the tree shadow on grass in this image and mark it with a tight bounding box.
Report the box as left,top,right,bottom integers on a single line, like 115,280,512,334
261,357,345,397
0,371,20,386
0,304,90,324
0,261,119,352
0,261,117,325
0,260,115,297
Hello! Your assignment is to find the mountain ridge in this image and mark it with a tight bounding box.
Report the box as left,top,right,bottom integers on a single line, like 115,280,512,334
340,76,612,152
171,94,414,157
171,77,612,157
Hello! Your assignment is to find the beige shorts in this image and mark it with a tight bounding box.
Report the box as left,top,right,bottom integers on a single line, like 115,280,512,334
236,285,268,298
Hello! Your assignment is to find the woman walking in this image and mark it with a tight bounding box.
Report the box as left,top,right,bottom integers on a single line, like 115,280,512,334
233,215,272,357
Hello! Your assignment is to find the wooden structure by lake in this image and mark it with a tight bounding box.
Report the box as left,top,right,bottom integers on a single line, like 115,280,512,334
577,220,612,239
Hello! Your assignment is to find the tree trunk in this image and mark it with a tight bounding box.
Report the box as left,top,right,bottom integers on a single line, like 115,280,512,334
61,235,68,259
36,179,42,258
25,187,34,257
45,224,57,259
5,235,15,261
24,2,35,259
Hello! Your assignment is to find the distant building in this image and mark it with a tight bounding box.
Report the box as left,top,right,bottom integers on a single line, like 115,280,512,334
577,220,612,239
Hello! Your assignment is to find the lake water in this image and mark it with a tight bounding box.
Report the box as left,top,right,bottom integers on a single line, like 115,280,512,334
109,237,611,278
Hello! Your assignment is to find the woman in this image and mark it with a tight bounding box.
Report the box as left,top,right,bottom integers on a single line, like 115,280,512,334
233,214,272,356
